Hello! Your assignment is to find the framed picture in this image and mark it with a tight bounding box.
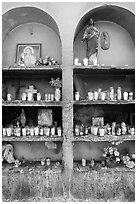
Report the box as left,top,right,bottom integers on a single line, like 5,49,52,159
16,43,41,66
38,109,53,126
92,117,104,127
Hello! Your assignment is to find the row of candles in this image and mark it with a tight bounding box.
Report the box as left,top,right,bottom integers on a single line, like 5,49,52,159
75,87,134,101
3,126,62,137
75,122,135,137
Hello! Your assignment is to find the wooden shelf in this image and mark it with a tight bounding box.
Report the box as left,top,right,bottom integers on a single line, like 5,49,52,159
2,100,63,107
2,135,63,142
74,100,135,105
74,134,135,142
73,65,135,75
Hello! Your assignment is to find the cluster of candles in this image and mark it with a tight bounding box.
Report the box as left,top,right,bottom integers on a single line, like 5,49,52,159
75,87,134,101
75,122,135,137
3,125,62,137
6,85,61,102
74,57,97,66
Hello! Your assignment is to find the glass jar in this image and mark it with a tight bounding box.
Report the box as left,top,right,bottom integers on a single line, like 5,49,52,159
82,158,86,167
51,127,55,136
37,93,41,101
57,127,62,137
117,87,122,100
123,92,128,101
34,127,39,136
22,127,27,136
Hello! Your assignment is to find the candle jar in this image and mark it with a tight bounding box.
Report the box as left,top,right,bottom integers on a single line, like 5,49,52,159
45,94,48,101
51,127,55,136
93,126,98,135
46,157,51,166
100,92,106,101
16,127,21,137
34,127,39,136
82,158,86,167
50,94,54,101
37,93,41,101
117,87,122,100
94,91,99,100
116,125,121,136
97,88,102,100
28,92,33,101
107,127,111,135
21,92,27,101
88,92,93,100
99,127,105,137
41,158,45,166
6,127,12,137
48,94,51,101
83,58,88,66
123,92,128,101
85,127,89,135
130,127,135,135
57,127,62,137
109,87,114,100
75,92,80,101
22,128,27,136
3,128,7,136
39,127,44,136
44,127,50,136
74,58,79,66
7,93,12,101
129,92,133,101
30,127,34,136
75,125,80,136
121,122,127,135
26,127,30,136
91,126,94,134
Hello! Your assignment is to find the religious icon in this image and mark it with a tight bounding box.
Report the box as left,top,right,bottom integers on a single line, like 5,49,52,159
16,43,41,67
82,18,100,64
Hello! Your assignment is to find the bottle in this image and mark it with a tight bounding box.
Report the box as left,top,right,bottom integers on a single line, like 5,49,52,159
112,122,116,135
109,87,114,100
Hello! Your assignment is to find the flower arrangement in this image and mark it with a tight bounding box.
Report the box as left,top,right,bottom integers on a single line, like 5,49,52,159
49,78,62,89
102,146,120,167
122,155,135,169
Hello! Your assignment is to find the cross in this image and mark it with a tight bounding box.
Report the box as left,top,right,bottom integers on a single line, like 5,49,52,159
12,81,25,100
25,85,37,101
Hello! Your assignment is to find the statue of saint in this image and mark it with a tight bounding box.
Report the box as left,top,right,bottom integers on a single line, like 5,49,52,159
82,18,100,64
19,46,36,67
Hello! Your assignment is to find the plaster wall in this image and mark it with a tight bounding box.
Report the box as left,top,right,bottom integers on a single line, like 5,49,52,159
2,23,62,66
74,21,135,67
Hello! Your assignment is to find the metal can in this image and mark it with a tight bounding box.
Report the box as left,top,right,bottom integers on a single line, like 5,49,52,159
117,87,122,100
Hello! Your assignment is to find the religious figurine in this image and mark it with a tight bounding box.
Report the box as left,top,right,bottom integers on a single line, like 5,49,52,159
82,18,100,65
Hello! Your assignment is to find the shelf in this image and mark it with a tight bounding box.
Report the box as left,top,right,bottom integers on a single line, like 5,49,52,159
2,66,62,76
73,100,135,105
2,100,63,107
74,134,135,142
2,135,63,142
73,65,135,75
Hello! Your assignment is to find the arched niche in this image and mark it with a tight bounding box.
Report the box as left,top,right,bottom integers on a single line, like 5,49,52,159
73,5,135,67
2,6,62,66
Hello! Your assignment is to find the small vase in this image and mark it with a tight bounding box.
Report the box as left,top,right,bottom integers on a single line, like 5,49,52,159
55,88,61,101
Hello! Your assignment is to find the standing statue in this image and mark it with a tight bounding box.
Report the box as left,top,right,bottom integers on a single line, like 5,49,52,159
82,18,100,64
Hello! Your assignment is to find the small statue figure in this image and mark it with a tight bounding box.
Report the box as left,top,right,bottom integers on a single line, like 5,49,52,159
82,18,100,64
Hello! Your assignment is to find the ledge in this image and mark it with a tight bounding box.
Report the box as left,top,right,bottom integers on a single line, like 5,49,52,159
2,100,63,107
2,135,63,142
73,100,135,105
74,134,135,142
73,65,135,75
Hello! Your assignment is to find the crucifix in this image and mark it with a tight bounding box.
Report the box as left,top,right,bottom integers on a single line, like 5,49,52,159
25,85,37,101
12,81,25,100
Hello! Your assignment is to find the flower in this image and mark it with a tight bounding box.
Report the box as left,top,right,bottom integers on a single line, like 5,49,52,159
49,78,62,89
116,157,120,162
114,150,119,157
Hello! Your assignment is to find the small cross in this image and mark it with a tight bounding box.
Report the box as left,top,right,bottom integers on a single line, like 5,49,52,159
25,85,37,101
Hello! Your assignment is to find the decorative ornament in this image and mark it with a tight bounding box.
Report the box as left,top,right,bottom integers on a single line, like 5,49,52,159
100,31,110,50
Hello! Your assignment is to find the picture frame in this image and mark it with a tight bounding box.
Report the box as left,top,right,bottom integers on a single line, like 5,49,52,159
38,109,53,127
92,117,104,127
15,43,41,66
